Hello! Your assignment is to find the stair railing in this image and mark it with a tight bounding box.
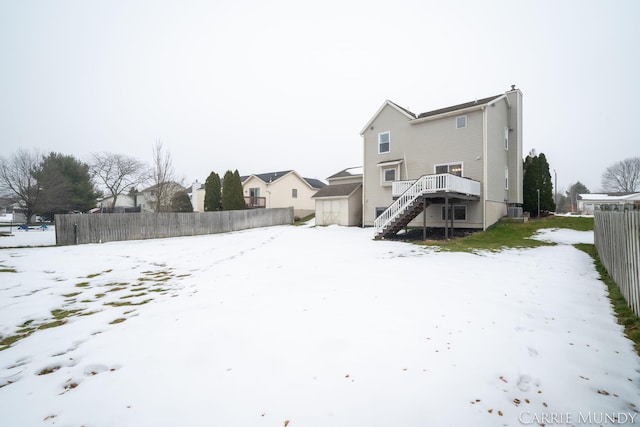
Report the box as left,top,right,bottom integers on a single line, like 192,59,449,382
373,173,480,236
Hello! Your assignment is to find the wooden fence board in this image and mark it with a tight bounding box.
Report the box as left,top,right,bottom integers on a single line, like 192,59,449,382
594,210,640,314
55,208,294,246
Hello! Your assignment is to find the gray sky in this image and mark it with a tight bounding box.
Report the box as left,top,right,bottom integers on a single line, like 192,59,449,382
1,0,638,193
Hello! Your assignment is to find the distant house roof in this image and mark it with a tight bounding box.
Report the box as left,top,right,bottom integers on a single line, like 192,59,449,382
579,192,640,201
303,177,326,189
139,182,186,193
312,182,362,199
241,170,326,189
241,170,292,184
327,167,363,180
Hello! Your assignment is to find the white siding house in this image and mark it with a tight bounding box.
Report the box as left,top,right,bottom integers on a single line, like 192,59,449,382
361,86,523,239
240,170,325,218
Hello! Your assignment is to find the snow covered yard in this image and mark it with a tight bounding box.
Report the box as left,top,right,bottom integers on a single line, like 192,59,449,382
0,224,638,427
0,226,56,248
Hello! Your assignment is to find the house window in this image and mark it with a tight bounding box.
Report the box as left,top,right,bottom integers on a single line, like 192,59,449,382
292,188,298,198
375,207,386,218
383,168,396,182
504,126,509,150
380,165,398,186
435,162,463,177
456,115,467,129
378,131,390,154
441,205,467,221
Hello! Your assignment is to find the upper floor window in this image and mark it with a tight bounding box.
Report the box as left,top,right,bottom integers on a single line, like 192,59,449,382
504,126,509,150
378,131,390,154
456,115,467,129
435,162,463,177
292,188,298,198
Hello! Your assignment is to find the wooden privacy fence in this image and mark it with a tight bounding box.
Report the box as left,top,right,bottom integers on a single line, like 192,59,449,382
594,210,640,315
55,208,294,246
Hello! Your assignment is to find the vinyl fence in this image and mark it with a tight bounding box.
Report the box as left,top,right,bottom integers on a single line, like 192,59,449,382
55,208,294,246
594,210,640,315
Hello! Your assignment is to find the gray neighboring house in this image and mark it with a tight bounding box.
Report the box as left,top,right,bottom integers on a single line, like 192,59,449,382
0,197,27,223
312,167,363,226
577,192,640,214
362,86,523,239
136,182,187,213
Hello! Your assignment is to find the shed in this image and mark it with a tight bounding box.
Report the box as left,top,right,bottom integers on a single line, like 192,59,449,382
312,167,363,226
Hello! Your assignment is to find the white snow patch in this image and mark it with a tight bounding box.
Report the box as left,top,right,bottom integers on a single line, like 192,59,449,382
531,228,594,245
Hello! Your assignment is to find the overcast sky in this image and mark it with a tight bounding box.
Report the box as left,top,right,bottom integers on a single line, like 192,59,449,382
1,0,638,193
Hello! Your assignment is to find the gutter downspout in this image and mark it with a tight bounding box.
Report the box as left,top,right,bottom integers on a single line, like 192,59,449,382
482,105,488,230
362,134,366,227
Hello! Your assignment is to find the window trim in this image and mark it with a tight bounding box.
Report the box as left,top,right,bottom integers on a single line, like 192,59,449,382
440,204,467,222
378,131,390,154
380,165,398,186
456,115,467,129
434,161,464,177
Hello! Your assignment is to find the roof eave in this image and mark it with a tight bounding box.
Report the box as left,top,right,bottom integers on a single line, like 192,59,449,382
410,95,507,125
360,100,415,135
312,186,361,199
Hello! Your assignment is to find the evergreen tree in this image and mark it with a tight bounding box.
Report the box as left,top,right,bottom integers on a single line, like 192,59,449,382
34,152,99,220
204,171,222,211
221,169,246,210
170,190,193,212
523,151,555,215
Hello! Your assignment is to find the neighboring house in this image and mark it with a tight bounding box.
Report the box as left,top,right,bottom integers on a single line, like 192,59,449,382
96,194,138,213
187,181,206,212
136,182,187,212
312,167,363,226
240,170,326,218
0,197,27,223
362,86,523,239
577,192,640,214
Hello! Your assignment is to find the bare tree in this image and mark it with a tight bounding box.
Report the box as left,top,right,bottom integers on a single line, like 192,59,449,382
90,152,149,209
0,148,43,223
150,141,180,212
601,157,640,192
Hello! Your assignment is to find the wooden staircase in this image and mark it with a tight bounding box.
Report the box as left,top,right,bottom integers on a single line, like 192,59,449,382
375,198,431,239
373,173,481,240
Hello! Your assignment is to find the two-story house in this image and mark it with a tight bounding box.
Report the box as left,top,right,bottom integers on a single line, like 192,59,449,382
362,86,523,239
241,170,326,219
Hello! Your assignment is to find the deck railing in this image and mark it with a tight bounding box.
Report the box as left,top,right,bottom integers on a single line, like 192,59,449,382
375,174,481,235
245,196,266,208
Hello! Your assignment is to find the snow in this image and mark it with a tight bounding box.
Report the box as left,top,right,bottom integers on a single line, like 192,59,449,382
0,224,638,426
0,226,56,248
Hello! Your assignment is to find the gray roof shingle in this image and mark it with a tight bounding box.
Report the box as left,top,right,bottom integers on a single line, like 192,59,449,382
312,182,361,198
240,170,326,189
416,94,503,119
